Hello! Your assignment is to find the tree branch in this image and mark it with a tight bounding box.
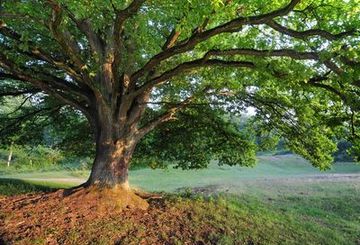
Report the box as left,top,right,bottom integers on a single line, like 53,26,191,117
209,47,346,76
134,59,255,97
266,20,357,41
47,1,90,82
307,74,347,102
0,53,90,113
62,4,105,57
206,48,319,60
0,87,40,97
112,0,147,60
131,0,300,82
162,29,181,50
0,22,84,82
114,0,146,32
0,105,63,136
3,94,33,116
136,95,195,139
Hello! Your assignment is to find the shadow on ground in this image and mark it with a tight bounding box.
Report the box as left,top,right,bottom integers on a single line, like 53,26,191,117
0,178,61,196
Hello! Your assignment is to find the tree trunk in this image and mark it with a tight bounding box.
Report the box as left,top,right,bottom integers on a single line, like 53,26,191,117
83,100,141,190
66,106,150,209
67,120,149,210
86,137,135,189
78,78,151,193
7,142,13,167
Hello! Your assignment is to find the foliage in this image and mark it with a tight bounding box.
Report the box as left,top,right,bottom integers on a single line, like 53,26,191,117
0,144,64,170
134,107,256,169
0,96,94,156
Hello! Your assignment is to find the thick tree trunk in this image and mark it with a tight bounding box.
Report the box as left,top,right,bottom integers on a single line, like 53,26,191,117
86,137,135,189
67,120,149,210
83,98,142,189
79,74,151,191
68,107,150,209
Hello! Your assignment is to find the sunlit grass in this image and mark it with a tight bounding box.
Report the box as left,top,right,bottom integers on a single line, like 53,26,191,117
1,154,359,244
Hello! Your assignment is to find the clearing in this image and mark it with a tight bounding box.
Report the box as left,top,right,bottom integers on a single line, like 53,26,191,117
0,154,359,244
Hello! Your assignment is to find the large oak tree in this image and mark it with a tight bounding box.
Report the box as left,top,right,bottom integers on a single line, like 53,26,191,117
1,0,359,193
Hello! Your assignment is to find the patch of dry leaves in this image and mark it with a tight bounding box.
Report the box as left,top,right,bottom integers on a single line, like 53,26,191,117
0,188,222,244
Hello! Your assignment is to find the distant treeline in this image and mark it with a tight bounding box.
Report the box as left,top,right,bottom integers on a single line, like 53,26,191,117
274,139,354,162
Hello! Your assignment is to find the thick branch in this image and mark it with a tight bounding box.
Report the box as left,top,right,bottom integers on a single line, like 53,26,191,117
62,5,105,57
113,0,146,57
47,1,90,83
0,87,40,97
207,48,346,75
0,53,90,113
131,0,300,81
162,29,181,50
114,0,146,32
307,75,347,102
94,0,147,107
209,47,346,76
266,20,357,41
135,59,255,96
207,48,319,60
323,60,344,75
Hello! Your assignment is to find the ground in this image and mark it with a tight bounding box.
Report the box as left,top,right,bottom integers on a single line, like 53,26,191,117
0,154,360,244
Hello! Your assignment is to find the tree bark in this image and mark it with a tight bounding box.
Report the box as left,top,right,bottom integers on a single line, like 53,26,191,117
86,135,136,189
63,98,151,210
83,96,143,189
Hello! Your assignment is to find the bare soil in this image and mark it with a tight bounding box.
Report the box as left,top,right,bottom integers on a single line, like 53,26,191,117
0,188,226,245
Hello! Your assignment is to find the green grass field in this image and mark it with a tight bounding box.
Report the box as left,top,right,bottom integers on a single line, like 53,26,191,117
1,154,360,244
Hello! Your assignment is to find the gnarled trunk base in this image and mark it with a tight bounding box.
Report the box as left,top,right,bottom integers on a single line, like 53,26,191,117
64,184,149,211
71,110,149,209
67,134,149,210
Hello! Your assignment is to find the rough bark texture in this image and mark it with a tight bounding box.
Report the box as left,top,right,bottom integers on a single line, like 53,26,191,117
84,96,144,189
87,134,135,188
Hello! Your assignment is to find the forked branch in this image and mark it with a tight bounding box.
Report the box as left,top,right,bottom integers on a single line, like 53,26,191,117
131,0,301,82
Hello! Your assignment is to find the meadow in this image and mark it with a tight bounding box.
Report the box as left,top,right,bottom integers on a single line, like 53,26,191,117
1,154,360,244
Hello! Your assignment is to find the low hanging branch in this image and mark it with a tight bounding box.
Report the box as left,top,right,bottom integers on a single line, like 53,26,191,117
0,105,63,136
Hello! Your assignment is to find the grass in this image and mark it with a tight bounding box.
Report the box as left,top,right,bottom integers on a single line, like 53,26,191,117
0,178,73,196
129,154,360,192
1,154,360,244
2,154,359,191
63,193,359,244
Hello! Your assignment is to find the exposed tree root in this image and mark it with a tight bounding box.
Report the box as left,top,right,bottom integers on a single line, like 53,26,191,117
61,185,149,211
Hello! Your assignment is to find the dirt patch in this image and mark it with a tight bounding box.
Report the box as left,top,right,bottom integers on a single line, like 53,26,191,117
0,188,229,244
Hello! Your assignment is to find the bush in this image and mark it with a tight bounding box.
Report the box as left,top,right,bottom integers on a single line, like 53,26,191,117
0,145,64,170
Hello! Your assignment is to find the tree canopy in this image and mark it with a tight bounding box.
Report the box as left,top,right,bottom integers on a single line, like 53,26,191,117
0,0,359,183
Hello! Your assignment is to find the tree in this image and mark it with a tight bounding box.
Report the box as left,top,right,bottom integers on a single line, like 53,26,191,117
0,0,359,196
